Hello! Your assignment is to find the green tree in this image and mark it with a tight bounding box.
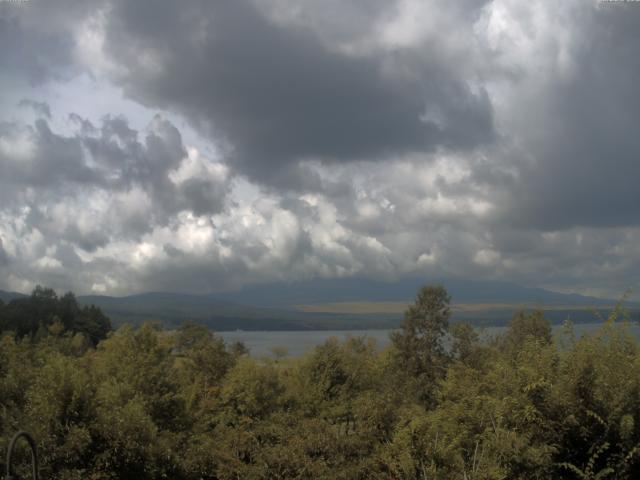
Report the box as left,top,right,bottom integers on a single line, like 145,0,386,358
502,309,552,353
0,286,111,344
390,284,451,406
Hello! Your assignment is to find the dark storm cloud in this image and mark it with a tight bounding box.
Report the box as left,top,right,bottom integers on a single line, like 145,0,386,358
179,178,229,217
99,0,494,185
0,15,68,84
486,5,640,231
0,0,93,83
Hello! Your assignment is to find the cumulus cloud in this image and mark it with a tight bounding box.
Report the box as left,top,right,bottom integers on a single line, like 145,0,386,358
0,111,231,292
0,0,639,298
18,99,51,119
0,237,8,268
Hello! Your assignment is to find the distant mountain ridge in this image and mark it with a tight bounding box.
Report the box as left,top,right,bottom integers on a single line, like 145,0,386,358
1,278,634,331
204,277,623,308
0,290,27,303
2,278,620,308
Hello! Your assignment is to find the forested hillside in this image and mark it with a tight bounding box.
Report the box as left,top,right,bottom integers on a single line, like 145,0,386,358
0,285,639,479
0,286,111,346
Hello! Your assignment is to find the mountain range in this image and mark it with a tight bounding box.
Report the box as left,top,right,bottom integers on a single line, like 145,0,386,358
1,278,636,331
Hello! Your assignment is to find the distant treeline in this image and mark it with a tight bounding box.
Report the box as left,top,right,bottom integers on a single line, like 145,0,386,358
0,285,639,478
0,286,111,345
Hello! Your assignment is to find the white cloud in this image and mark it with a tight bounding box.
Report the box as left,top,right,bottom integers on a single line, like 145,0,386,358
0,0,639,300
473,248,500,267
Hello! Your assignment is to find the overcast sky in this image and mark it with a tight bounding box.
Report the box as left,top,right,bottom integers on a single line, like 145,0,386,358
1,0,639,298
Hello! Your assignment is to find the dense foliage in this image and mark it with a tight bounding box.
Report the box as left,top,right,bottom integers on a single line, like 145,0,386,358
1,285,639,479
0,286,112,345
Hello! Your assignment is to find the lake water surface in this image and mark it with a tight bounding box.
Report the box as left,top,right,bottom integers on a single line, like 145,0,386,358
220,322,640,357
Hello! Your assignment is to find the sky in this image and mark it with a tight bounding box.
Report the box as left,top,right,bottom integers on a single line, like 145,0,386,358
0,0,639,299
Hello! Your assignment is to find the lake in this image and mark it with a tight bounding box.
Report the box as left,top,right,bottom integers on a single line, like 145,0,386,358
220,322,640,357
